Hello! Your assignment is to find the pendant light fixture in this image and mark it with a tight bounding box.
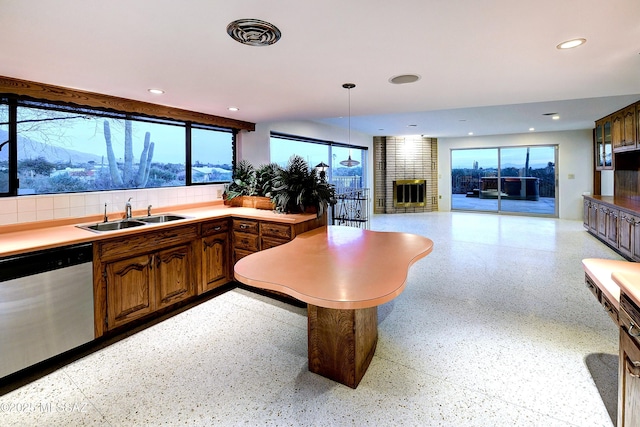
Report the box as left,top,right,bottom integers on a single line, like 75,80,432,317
340,83,360,168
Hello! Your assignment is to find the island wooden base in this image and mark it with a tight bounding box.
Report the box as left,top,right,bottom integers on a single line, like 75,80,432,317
307,304,378,388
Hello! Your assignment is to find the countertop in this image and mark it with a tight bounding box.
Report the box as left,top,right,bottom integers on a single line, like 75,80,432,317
0,202,319,258
234,226,434,309
613,270,640,309
582,258,640,310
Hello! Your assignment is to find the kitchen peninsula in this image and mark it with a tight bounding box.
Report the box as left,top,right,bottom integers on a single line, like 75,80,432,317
234,226,434,388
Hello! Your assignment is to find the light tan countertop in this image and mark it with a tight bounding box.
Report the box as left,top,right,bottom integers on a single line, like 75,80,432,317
612,270,640,308
234,225,434,309
582,258,640,310
0,202,319,258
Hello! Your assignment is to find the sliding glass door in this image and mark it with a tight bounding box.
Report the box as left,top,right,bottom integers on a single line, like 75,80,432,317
451,145,557,216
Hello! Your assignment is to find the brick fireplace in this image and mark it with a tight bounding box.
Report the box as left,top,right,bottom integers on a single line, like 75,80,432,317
373,136,438,214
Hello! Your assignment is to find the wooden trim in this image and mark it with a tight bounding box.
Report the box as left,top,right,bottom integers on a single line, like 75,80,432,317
0,75,255,131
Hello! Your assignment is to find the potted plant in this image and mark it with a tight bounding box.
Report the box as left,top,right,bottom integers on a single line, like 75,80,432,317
253,163,280,210
225,160,256,206
271,155,336,216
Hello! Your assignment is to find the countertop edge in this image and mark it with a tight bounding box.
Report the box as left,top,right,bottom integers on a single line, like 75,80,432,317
0,203,322,258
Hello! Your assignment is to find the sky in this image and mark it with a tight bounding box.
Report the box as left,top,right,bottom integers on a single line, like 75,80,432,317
15,107,233,165
451,146,555,170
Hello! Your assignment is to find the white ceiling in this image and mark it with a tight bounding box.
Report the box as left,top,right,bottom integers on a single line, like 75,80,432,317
1,0,639,138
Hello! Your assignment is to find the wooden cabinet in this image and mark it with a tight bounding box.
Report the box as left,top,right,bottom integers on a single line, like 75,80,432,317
155,244,193,310
612,105,637,153
605,207,619,247
201,219,230,293
232,218,260,264
618,294,640,426
588,199,599,233
95,224,198,334
595,118,613,169
105,253,155,329
619,211,640,260
261,221,293,249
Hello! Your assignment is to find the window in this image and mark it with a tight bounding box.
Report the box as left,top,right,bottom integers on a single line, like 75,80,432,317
270,133,367,191
450,145,557,216
191,126,234,183
1,99,235,196
0,101,8,194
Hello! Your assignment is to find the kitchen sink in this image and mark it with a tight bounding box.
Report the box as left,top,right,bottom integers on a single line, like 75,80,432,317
77,220,147,233
136,214,188,223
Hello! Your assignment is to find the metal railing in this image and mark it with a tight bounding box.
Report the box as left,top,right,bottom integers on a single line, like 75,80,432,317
331,188,370,229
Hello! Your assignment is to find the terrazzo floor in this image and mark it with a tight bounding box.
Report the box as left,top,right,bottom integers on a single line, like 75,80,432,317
0,212,624,426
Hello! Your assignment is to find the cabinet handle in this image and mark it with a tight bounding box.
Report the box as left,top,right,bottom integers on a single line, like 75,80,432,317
629,322,640,337
626,356,640,378
214,226,222,231
240,224,248,229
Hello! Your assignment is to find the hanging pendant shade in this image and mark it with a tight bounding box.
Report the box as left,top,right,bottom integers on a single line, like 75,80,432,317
340,83,359,168
340,154,359,167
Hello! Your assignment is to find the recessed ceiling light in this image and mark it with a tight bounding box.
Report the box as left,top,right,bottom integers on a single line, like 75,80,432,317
552,115,560,120
557,38,586,49
228,107,239,112
468,132,474,136
389,74,421,84
529,128,535,131
148,88,164,94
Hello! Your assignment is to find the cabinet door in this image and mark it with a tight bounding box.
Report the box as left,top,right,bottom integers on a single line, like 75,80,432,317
623,106,636,148
619,328,640,426
619,212,635,258
202,233,230,292
606,208,619,247
156,244,194,310
632,216,640,261
597,205,608,238
588,202,598,233
105,254,154,329
613,112,624,151
583,199,590,228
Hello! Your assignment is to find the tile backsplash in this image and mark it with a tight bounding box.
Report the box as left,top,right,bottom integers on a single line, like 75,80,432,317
0,184,226,226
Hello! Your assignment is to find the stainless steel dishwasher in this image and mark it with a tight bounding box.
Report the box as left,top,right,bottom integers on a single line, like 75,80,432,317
0,243,95,379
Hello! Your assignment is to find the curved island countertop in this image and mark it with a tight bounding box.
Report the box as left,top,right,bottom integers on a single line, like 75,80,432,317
234,225,434,310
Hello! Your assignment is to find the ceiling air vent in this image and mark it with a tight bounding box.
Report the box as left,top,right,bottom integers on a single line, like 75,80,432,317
227,19,281,47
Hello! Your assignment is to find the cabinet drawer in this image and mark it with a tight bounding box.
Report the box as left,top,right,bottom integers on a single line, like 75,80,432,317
261,236,289,250
99,225,198,261
601,293,619,324
202,219,229,236
261,222,292,240
234,231,259,251
585,275,601,301
233,218,259,234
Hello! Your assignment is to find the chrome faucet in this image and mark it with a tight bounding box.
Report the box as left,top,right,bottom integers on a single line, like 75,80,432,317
125,197,132,219
147,204,152,216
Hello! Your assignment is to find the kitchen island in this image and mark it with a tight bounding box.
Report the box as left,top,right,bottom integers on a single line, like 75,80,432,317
234,225,434,388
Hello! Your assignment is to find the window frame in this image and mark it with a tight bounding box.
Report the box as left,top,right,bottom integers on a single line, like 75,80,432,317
0,96,237,197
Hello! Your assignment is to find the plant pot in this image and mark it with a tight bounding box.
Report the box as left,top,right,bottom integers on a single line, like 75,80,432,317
225,196,243,207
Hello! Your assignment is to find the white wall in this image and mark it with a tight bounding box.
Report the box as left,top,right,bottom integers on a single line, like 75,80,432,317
437,129,593,220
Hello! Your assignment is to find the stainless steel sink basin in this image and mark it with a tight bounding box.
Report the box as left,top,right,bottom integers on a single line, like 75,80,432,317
136,214,188,223
77,220,147,232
